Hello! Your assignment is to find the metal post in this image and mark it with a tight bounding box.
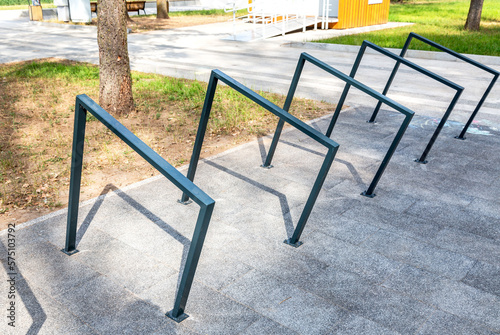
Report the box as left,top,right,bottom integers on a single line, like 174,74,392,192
263,56,306,168
368,36,413,123
325,44,367,138
167,201,215,322
345,41,464,164
62,101,87,255
284,147,337,246
456,73,499,140
416,89,463,163
268,52,415,197
363,114,412,197
63,94,216,322
371,32,499,138
183,69,339,247
180,73,219,204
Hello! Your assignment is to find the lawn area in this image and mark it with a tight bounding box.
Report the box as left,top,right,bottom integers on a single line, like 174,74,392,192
0,59,335,228
315,0,500,56
0,0,53,9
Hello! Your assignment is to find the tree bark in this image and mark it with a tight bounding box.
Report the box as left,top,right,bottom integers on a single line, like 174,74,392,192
97,0,134,115
157,0,170,19
464,0,484,31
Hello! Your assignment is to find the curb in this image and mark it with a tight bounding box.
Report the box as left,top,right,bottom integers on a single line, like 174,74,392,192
282,41,500,67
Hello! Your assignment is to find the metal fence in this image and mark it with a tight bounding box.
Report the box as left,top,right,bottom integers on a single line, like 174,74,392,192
179,69,339,247
63,94,215,323
335,41,464,164
377,32,499,141
264,52,415,197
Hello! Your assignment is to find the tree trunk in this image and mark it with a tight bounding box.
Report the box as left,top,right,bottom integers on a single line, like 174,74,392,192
97,0,134,115
157,0,169,19
464,0,484,31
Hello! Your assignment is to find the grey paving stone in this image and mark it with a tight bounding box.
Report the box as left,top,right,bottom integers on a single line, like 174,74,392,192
201,224,301,271
361,230,475,280
233,242,342,288
429,228,500,268
299,230,403,284
55,275,143,332
435,207,500,240
466,157,500,174
286,196,364,240
238,317,298,335
90,299,181,335
385,213,443,241
404,200,449,220
416,310,499,335
15,242,100,298
141,274,261,334
462,261,500,297
448,163,500,185
222,270,350,335
0,222,50,255
89,201,196,269
295,266,435,334
90,189,200,243
383,265,500,331
467,198,500,219
151,325,200,335
217,205,293,243
341,204,442,241
0,215,66,255
327,179,371,199
341,203,401,229
439,176,498,202
383,174,474,208
360,187,417,213
73,232,178,294
310,215,380,246
0,288,99,335
196,161,318,220
193,246,254,291
329,313,401,335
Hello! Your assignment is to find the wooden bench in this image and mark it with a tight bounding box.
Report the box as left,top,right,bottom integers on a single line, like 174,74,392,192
90,1,147,16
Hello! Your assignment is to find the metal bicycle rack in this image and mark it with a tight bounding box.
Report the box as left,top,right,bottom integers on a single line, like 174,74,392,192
373,32,499,141
264,52,415,197
63,95,215,323
333,41,464,164
179,69,340,248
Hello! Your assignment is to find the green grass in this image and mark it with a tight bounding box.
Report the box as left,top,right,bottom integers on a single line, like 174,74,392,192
136,8,247,18
0,4,54,9
315,0,500,56
7,61,100,81
0,0,51,5
168,9,247,17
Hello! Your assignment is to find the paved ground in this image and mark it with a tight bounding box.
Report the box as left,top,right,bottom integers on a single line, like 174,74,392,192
1,13,500,335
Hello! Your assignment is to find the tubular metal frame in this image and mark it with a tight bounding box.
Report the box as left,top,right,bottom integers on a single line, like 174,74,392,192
371,32,499,140
180,69,339,247
336,41,464,164
63,95,215,323
264,52,415,197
